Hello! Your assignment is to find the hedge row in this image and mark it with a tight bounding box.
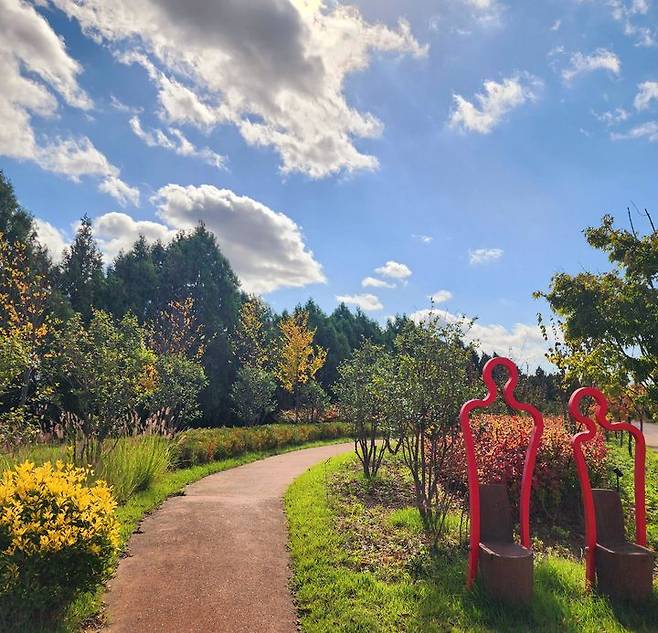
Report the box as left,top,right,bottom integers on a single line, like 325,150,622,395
173,422,351,467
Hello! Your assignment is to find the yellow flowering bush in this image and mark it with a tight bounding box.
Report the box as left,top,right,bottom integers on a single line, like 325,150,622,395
0,460,120,614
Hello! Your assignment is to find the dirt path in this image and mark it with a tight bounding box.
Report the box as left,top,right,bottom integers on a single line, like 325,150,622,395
104,442,352,633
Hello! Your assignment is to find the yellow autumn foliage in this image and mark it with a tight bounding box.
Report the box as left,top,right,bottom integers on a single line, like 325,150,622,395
0,460,120,610
274,311,327,394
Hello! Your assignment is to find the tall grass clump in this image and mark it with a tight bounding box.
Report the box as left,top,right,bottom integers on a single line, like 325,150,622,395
96,436,171,503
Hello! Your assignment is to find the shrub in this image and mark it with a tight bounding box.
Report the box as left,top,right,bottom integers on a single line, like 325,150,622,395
0,461,120,625
173,422,349,467
230,366,277,425
444,415,608,523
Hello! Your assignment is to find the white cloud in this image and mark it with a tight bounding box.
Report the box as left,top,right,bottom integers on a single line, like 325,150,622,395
0,0,137,205
562,49,621,82
594,107,630,125
550,19,562,31
462,0,505,26
34,218,69,263
603,0,657,47
375,260,412,279
469,247,504,264
50,0,427,179
93,212,177,262
151,183,326,294
429,289,453,304
129,116,224,169
611,121,658,142
99,176,140,207
412,233,433,244
634,81,658,110
449,73,542,134
336,293,383,311
409,308,549,369
362,276,395,289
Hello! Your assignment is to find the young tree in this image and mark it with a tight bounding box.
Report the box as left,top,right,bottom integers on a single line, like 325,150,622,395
386,316,476,546
230,366,277,426
336,341,391,478
50,310,156,465
232,296,271,369
230,296,276,425
537,212,658,423
145,298,207,431
59,215,105,321
274,311,327,422
0,233,53,446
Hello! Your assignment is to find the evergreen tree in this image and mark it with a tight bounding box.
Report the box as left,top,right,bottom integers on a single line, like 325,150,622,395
59,215,105,321
0,171,34,246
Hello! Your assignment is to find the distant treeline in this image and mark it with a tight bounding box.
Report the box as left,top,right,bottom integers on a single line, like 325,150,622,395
0,171,563,425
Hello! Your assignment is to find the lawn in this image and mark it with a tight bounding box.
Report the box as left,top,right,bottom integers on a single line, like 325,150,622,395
285,452,658,633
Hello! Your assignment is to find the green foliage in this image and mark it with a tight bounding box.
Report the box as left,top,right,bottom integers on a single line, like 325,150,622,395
0,461,120,630
0,171,36,249
96,436,171,503
146,353,208,431
230,365,276,426
174,422,349,467
538,213,658,419
59,216,105,323
336,341,391,477
296,380,330,424
385,316,477,544
49,310,156,464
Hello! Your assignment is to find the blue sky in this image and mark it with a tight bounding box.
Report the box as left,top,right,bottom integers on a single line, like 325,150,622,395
2,0,658,368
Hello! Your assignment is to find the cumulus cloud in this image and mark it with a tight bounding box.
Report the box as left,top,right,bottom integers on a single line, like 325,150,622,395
362,276,395,289
151,183,326,294
34,218,69,263
468,247,504,264
374,260,412,280
562,49,621,82
634,81,658,110
93,212,177,262
129,116,224,169
449,73,542,134
409,308,548,369
412,233,433,244
336,293,383,311
43,184,326,293
429,289,453,304
0,0,137,205
611,121,658,142
49,0,427,179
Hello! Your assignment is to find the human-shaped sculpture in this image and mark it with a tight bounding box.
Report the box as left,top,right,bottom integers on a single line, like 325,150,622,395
570,387,653,600
459,357,544,603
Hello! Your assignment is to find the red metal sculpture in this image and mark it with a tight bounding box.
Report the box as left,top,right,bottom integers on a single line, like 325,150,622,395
460,357,545,590
569,387,648,590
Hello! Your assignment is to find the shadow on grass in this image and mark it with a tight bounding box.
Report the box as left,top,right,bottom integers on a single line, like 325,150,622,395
412,550,658,633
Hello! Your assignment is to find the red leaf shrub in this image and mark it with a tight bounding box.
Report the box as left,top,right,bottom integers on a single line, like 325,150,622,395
445,415,608,523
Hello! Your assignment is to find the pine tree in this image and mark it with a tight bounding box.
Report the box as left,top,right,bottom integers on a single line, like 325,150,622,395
59,215,105,321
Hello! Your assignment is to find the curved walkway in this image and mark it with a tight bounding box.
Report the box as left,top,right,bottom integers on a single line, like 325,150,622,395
104,442,352,633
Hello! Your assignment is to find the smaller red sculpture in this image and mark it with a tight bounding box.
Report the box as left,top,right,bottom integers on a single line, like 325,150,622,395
460,357,544,597
570,387,651,598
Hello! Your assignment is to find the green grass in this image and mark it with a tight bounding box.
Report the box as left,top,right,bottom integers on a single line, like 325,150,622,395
285,453,658,633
